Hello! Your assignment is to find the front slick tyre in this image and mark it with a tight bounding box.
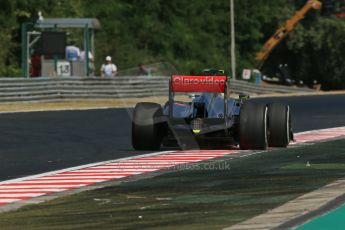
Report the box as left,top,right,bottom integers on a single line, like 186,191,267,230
132,102,163,150
268,103,291,147
240,103,268,150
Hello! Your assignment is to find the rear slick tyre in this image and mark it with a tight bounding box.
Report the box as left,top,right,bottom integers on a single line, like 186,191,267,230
268,103,291,147
132,102,163,150
239,103,268,150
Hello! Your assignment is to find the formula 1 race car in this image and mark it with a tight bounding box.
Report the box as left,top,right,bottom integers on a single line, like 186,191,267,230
132,69,293,150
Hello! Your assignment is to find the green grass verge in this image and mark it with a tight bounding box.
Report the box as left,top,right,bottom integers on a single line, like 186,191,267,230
1,139,345,230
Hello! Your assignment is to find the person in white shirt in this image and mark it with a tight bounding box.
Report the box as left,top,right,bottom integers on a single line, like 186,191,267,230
65,41,80,61
100,56,117,78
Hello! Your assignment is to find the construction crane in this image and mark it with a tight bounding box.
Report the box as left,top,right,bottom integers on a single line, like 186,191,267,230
256,0,322,69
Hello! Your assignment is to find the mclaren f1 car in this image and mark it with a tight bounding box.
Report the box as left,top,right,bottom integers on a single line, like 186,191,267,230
132,69,293,150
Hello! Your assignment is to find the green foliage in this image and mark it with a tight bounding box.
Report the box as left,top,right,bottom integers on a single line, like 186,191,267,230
287,16,345,89
1,0,345,89
234,0,293,73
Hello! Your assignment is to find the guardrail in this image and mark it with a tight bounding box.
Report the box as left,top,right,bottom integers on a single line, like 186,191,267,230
0,76,315,103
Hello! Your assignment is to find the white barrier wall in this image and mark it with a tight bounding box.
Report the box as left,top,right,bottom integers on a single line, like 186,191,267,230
0,76,314,103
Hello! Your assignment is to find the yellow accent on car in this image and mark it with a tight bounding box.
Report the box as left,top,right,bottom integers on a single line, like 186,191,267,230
193,129,201,134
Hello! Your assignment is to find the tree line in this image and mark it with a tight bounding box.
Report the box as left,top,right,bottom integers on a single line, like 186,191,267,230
0,0,344,89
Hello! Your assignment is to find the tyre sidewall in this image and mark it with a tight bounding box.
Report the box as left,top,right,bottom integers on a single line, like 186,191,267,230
132,102,163,150
239,103,268,150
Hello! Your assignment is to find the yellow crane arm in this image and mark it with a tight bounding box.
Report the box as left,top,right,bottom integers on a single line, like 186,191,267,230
256,0,322,66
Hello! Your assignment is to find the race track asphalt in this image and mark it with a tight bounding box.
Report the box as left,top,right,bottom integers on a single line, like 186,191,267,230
0,94,344,181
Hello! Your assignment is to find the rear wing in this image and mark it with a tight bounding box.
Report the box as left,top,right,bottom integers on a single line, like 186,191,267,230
168,75,230,121
170,75,227,93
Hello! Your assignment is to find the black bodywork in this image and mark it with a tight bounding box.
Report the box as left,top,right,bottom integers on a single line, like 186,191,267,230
161,74,245,148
